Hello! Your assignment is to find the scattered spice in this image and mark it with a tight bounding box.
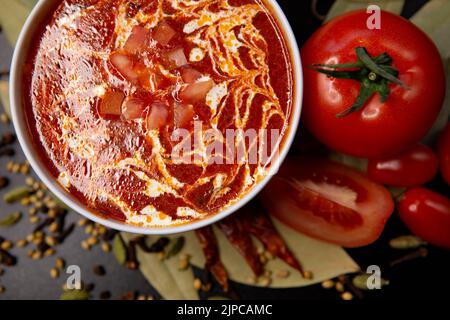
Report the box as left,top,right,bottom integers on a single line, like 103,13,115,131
389,247,429,267
0,176,9,189
0,132,15,146
0,148,15,157
55,258,65,270
335,282,345,293
100,291,111,300
93,265,106,276
101,242,111,253
338,274,365,299
0,249,17,266
84,283,95,292
0,211,22,227
50,268,60,279
193,278,202,290
341,292,354,301
276,270,290,279
16,239,28,248
0,113,9,124
258,276,272,287
29,216,40,224
0,240,13,251
178,254,190,271
321,279,335,289
44,248,55,257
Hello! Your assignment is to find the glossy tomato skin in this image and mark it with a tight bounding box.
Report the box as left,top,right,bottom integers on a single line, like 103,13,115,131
398,188,450,250
261,157,394,247
438,123,450,185
367,144,438,187
302,10,445,158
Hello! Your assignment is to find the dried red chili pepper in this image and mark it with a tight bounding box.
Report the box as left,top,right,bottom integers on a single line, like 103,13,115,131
217,216,264,276
195,226,229,291
240,202,306,277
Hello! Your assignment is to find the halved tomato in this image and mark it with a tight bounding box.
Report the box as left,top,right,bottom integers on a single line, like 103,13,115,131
260,157,394,247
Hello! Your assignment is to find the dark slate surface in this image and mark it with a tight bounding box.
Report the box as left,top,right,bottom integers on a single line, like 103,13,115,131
1,0,450,300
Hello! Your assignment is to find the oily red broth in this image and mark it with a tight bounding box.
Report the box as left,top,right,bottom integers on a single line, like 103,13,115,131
23,0,294,227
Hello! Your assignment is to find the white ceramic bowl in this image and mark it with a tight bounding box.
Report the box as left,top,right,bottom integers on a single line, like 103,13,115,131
10,0,302,235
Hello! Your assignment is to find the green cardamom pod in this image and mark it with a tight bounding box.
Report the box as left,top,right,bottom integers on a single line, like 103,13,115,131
352,274,389,290
60,290,90,300
0,211,22,227
3,186,31,203
389,235,426,249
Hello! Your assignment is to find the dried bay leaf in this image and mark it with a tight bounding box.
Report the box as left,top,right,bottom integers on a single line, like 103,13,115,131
165,236,185,259
132,216,358,297
18,0,38,9
182,218,359,288
112,233,127,265
0,0,32,45
326,0,404,22
411,0,450,58
160,241,199,300
411,0,450,143
121,233,189,300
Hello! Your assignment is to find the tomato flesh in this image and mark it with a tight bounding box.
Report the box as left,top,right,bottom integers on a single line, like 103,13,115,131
438,123,450,186
399,188,450,250
261,157,394,247
367,144,438,187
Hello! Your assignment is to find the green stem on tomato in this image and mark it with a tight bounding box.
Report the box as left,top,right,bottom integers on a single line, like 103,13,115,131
310,46,410,117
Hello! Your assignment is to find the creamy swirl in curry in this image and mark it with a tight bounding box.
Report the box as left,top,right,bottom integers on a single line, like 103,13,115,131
24,0,294,227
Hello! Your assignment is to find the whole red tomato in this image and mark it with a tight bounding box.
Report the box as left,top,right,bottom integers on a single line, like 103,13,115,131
301,10,445,158
367,144,438,187
398,188,450,250
438,123,450,185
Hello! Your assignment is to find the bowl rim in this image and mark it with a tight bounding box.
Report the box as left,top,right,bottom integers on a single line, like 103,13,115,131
10,0,303,235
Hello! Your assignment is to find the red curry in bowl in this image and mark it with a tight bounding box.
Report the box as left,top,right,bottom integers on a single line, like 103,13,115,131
23,0,294,227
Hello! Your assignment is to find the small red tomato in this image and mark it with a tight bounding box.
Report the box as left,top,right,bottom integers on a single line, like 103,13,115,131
261,157,394,247
438,123,450,185
367,144,438,187
398,188,450,250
